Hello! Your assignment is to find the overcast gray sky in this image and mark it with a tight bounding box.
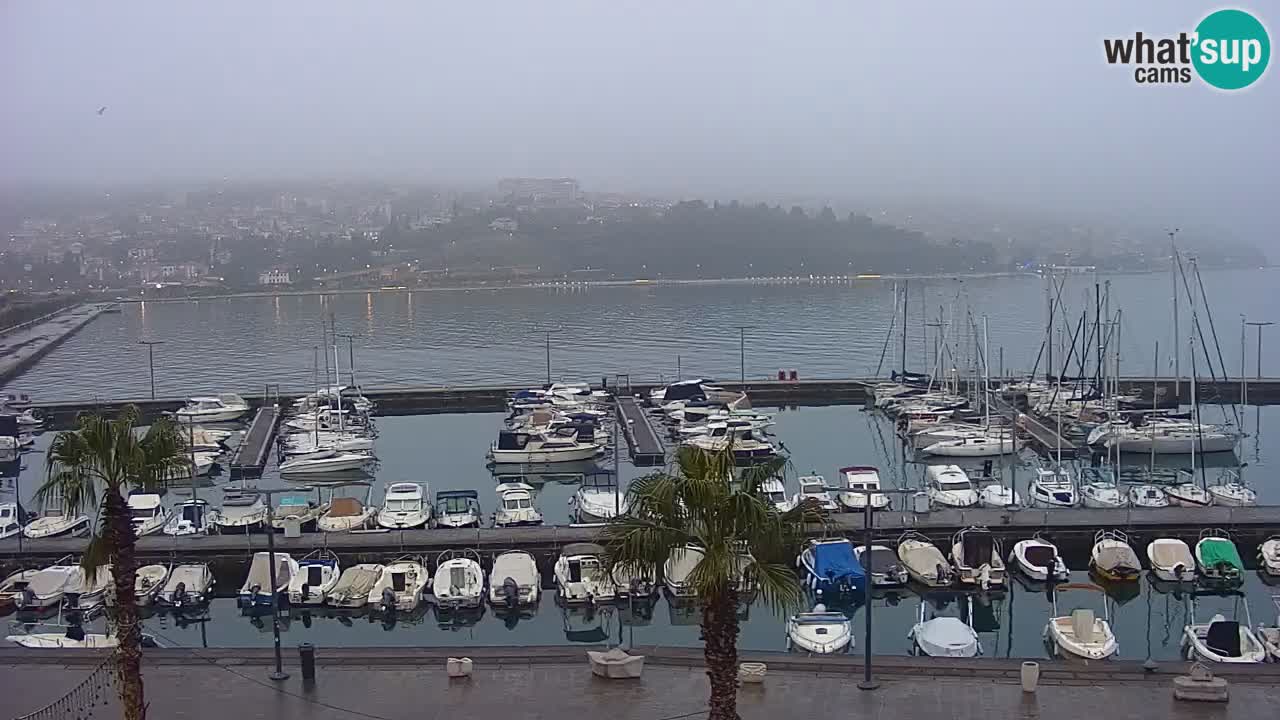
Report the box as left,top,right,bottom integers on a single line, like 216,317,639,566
2,1,1276,236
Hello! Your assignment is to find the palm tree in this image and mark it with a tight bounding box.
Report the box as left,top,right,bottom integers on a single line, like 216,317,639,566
603,446,821,720
39,406,190,720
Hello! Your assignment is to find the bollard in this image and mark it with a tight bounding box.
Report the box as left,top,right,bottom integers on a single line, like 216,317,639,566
299,643,316,682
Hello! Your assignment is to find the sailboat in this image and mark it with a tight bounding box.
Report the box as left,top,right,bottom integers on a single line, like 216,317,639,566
1078,468,1125,508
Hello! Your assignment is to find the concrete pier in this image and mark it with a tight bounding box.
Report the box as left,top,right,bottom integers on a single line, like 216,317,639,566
616,396,664,465
0,303,114,387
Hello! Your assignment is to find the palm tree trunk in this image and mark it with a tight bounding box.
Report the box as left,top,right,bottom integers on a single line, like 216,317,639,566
701,587,740,720
104,489,146,720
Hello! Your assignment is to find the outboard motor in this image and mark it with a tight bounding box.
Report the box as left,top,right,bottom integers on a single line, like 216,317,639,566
1173,563,1187,580
17,587,34,610
380,586,396,614
300,583,310,603
65,625,86,642
172,581,188,608
501,577,519,608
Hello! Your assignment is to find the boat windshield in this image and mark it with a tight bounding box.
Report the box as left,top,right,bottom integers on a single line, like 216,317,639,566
938,479,971,490
764,490,786,503
503,496,531,510
439,497,473,514
385,499,419,512
130,507,157,520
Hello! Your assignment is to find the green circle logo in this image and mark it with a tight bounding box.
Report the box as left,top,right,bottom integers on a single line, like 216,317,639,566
1192,9,1270,90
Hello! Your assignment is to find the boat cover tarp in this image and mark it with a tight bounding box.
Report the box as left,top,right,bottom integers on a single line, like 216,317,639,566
1023,545,1056,569
961,532,993,565
1149,541,1193,568
1198,539,1244,571
813,542,865,583
329,498,363,517
863,547,898,573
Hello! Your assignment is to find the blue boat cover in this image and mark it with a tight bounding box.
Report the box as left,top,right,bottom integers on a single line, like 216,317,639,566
813,541,865,582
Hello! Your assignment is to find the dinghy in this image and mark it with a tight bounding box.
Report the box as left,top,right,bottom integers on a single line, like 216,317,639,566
910,598,980,657
488,551,540,609
1195,530,1244,587
555,543,616,604
431,549,484,610
369,556,430,612
787,604,852,654
287,550,341,605
22,499,90,539
797,538,865,597
1258,536,1280,578
1127,484,1169,508
1146,538,1195,583
1044,583,1118,660
237,552,296,608
854,544,908,587
950,526,1005,589
611,561,660,601
1183,613,1267,664
327,564,384,608
1090,529,1140,582
897,531,953,587
156,564,215,608
1009,536,1069,583
317,492,376,532
6,630,121,649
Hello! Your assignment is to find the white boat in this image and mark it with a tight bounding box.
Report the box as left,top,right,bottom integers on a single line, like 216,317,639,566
792,475,839,514
1044,583,1119,660
950,526,1005,589
760,478,795,513
127,493,170,537
1259,536,1280,578
6,631,120,649
922,432,1019,457
432,549,485,610
570,475,627,523
1128,484,1169,508
369,556,430,613
0,502,26,539
493,482,543,527
489,429,600,464
1078,468,1125,508
1165,478,1214,508
1206,472,1257,507
925,465,978,508
22,493,90,538
0,568,39,610
1183,613,1267,664
1028,467,1077,508
977,482,1020,509
163,498,220,536
1146,538,1195,583
175,394,250,423
1105,424,1241,454
1194,530,1245,586
682,424,779,464
326,564,383,608
434,490,481,529
64,565,113,611
270,491,326,531
156,564,215,608
1009,536,1069,582
1089,529,1141,582
237,552,297,608
488,551,540,609
897,531,953,587
133,564,170,605
555,542,616,604
165,452,217,482
286,550,341,605
279,449,372,475
854,544,908,587
1259,597,1280,662
184,426,233,452
317,487,376,532
214,489,266,532
611,561,660,600
665,545,705,599
282,434,374,456
376,482,430,529
787,604,852,654
836,466,890,511
910,600,980,657
12,564,78,610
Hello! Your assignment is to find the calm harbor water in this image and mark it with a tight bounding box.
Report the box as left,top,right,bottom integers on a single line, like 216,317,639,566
4,405,1278,659
5,269,1280,401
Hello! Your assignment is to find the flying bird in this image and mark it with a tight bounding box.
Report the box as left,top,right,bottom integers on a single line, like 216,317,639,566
97,106,107,115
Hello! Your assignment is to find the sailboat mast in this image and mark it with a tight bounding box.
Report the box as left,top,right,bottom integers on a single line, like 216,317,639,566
901,279,909,375
1170,230,1180,399
982,316,991,430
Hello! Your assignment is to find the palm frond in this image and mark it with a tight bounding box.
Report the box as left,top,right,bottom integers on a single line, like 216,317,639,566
79,525,113,584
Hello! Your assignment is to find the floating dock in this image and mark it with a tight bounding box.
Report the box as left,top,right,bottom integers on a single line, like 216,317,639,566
989,396,1080,457
615,396,665,466
228,406,280,479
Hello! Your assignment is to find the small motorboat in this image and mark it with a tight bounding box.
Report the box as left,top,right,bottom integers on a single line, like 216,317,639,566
1183,613,1267,664
1165,474,1214,508
1206,472,1257,507
1146,538,1195,583
214,489,267,532
1195,530,1245,587
555,543,616,604
797,538,865,597
326,564,384,609
1090,529,1141,582
1028,467,1077,508
493,482,543,527
1044,583,1119,660
924,465,978,508
163,498,219,536
1257,597,1280,662
570,475,627,523
376,482,430,529
665,545,751,600
369,556,430,613
611,561,660,601
317,489,376,532
910,599,980,657
237,552,297,609
1258,536,1280,578
854,544,908,587
977,481,1020,509
489,429,601,464
488,551,540,609
792,475,839,514
835,466,890,511
434,490,482,529
175,393,250,423
0,568,39,613
133,564,170,606
22,496,91,539
897,531,953,587
6,629,122,649
950,526,1005,590
269,491,326,531
1128,484,1169,508
279,448,372,475
787,604,852,654
63,565,113,612
1009,536,1069,583
0,502,27,540
287,550,341,605
127,493,170,537
1078,468,1125,508
156,564,215,608
432,550,484,610
14,564,78,610
760,478,795,513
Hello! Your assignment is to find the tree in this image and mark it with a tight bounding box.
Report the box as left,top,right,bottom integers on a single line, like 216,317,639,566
39,407,190,720
602,446,819,720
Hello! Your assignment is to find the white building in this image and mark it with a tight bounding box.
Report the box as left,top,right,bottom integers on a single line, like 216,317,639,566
258,269,293,285
489,217,518,232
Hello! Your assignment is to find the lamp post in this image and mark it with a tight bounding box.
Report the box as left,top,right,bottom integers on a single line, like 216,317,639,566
137,340,165,400
258,485,307,682
734,326,753,387
542,328,562,386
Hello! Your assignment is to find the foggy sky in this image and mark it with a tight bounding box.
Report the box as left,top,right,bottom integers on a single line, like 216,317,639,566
2,1,1276,237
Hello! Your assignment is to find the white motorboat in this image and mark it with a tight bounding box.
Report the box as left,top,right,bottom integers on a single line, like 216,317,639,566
681,423,779,464
897,531,953,587
6,631,121,649
1146,538,1195,583
1206,472,1257,507
1165,478,1214,508
910,600,980,658
183,426,233,452
760,478,795,513
270,491,326,531
376,482,430,529
489,429,600,464
1259,536,1280,578
133,564,170,606
1028,467,1077,508
126,493,170,537
163,498,220,536
555,542,616,604
156,564,215,608
792,475,839,514
164,452,217,482
494,482,543,527
0,569,39,611
317,486,376,532
836,466,890,511
22,493,90,539
1127,484,1169,508
611,561,660,600
925,465,978,508
326,564,383,608
950,526,1005,589
570,475,628,523
0,502,26,539
214,489,266,532
1195,530,1245,587
284,408,363,434
488,551,541,609
1183,613,1267,664
977,481,1020,509
1090,529,1141,582
854,544,908,587
431,550,484,610
368,556,430,613
64,565,113,611
287,550,341,605
237,552,297,609
282,433,374,456
1259,598,1280,662
175,394,250,423
434,490,482,529
13,564,78,610
279,449,372,475
787,604,852,654
908,423,990,449
1078,468,1125,508
797,538,866,597
1009,536,1069,582
665,545,705,600
1044,583,1119,661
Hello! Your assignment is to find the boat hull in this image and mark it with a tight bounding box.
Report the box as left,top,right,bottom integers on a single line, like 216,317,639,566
489,446,599,464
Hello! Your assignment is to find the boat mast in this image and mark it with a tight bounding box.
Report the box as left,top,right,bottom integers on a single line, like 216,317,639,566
1170,230,1180,400
901,279,909,376
983,315,991,431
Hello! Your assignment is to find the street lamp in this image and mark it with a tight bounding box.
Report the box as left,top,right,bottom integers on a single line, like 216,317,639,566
734,326,753,387
257,485,308,682
542,328,563,386
137,339,165,400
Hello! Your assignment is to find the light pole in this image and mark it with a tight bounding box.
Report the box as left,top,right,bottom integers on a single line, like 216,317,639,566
1245,321,1273,381
258,485,305,682
542,328,562,386
138,340,165,400
734,325,753,387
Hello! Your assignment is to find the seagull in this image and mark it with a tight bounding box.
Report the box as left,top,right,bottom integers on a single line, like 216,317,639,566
97,106,107,115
